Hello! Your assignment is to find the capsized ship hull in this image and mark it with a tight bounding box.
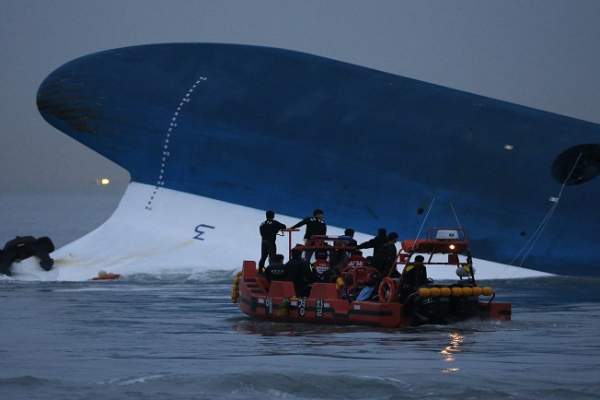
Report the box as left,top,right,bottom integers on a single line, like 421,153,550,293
36,43,600,277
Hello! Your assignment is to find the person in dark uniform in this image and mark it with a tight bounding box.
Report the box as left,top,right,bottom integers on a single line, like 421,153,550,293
330,228,357,268
357,228,387,263
264,254,287,282
340,228,357,246
258,210,287,273
401,254,429,297
285,247,313,297
291,209,326,239
0,236,55,276
372,232,398,274
291,209,326,261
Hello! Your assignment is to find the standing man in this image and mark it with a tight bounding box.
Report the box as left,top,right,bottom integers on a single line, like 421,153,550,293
357,228,387,261
258,210,287,273
291,209,327,239
373,232,399,274
291,209,327,261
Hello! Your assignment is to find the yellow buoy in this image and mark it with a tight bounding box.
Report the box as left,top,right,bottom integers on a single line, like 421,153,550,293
471,287,483,296
462,287,473,296
440,287,452,297
482,287,494,296
430,287,441,297
418,287,431,297
451,287,463,296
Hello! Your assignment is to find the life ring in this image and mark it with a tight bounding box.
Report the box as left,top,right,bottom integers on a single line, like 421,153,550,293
378,277,399,303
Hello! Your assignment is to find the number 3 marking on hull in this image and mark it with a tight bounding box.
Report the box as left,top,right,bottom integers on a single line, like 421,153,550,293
194,224,215,240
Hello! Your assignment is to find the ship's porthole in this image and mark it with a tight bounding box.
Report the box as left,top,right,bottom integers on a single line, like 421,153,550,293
551,144,600,185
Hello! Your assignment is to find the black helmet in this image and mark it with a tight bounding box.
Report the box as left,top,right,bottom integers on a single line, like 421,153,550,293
266,210,275,219
415,255,425,262
313,208,324,216
344,228,355,237
377,228,387,237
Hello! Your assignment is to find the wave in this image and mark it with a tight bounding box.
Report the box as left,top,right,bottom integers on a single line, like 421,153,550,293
4,371,599,400
0,267,239,285
90,372,600,400
125,269,238,284
0,376,52,387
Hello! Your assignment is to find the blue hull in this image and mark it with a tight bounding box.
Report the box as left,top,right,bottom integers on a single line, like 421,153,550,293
37,43,600,275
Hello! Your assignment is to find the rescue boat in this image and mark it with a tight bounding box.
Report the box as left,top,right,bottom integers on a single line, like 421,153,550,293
234,228,511,328
91,271,122,281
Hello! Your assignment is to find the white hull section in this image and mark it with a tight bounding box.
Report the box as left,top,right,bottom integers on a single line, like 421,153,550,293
10,182,553,281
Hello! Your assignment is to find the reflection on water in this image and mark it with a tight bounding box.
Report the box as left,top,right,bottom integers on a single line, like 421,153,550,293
440,330,464,373
232,319,372,337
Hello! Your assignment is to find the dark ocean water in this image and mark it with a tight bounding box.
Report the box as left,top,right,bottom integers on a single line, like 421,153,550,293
1,274,600,400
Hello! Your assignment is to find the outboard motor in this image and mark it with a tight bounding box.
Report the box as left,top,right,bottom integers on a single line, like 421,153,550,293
0,236,55,275
450,294,480,318
414,296,451,325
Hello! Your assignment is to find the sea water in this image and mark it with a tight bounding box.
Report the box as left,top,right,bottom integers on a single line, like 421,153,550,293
1,275,599,400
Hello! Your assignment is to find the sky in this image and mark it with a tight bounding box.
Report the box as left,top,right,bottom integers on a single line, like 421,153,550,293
1,0,599,193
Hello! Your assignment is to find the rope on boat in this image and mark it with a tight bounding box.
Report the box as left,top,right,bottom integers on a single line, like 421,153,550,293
413,196,436,246
386,196,435,277
450,202,462,229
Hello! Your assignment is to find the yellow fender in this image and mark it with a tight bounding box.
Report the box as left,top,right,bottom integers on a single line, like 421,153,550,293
231,271,243,303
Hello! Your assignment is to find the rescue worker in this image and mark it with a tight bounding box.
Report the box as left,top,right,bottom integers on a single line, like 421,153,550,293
340,228,357,246
0,236,54,276
291,209,326,239
258,210,287,273
312,251,337,283
357,228,387,263
264,254,287,282
401,255,429,298
456,253,476,283
330,228,357,268
285,247,313,297
372,232,398,274
291,209,326,261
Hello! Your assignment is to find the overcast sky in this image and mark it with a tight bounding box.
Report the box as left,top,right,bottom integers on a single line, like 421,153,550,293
1,0,599,192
